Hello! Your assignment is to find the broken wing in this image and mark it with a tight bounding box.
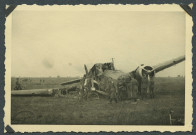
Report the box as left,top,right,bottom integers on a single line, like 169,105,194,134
153,55,185,73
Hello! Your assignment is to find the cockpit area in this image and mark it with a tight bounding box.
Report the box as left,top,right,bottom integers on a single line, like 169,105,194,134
89,62,115,77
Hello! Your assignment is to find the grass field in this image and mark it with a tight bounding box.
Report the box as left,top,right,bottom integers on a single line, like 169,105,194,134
11,77,185,125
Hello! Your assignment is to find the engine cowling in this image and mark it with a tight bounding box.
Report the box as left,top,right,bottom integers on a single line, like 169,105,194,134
135,65,155,79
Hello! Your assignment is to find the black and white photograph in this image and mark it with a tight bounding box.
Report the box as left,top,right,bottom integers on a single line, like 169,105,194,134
4,4,193,132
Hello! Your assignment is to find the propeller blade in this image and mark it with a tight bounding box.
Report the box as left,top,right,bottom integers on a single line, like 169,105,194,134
60,79,81,85
84,64,88,75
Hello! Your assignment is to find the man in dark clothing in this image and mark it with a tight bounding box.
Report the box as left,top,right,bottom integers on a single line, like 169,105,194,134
83,77,92,100
131,77,138,101
79,76,86,101
14,78,22,90
141,75,148,99
109,79,118,103
117,81,126,101
149,77,155,98
126,77,132,100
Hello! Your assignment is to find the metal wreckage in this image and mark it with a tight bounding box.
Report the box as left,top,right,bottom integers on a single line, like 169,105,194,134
12,56,185,99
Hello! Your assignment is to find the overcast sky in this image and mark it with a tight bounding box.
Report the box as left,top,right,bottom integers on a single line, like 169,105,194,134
12,11,185,77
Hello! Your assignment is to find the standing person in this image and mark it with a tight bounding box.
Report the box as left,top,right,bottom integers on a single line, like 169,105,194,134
117,81,125,101
78,76,85,101
149,77,155,98
121,77,128,100
126,77,132,100
131,77,138,101
14,78,22,90
109,80,118,103
84,77,92,100
141,74,148,99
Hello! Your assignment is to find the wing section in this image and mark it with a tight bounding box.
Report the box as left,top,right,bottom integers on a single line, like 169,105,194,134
153,55,185,73
11,89,54,96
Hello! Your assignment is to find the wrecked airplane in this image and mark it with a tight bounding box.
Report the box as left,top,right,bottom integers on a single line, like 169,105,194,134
11,56,185,98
